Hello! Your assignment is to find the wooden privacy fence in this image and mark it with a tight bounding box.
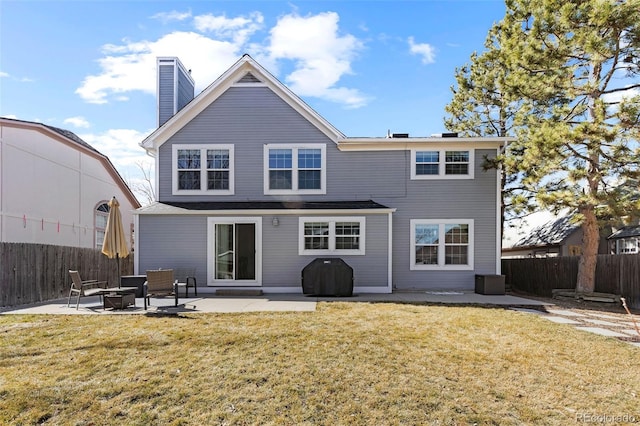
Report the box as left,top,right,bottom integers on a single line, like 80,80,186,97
0,242,133,307
502,254,640,309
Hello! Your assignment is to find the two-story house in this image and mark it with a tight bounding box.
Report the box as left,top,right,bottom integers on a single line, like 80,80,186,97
136,55,509,293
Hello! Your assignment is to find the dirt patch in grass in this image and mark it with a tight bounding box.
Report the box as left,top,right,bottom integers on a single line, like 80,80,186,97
1,303,639,425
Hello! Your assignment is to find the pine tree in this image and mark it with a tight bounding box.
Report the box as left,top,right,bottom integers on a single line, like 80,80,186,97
450,0,640,293
445,26,535,237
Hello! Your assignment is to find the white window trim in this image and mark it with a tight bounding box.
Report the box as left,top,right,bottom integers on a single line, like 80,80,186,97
616,237,639,254
299,217,365,255
207,217,262,286
410,149,474,180
264,144,327,195
410,219,474,270
172,144,235,195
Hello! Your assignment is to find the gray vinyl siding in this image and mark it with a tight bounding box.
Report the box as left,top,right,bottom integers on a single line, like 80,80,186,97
138,215,208,284
379,150,498,290
158,86,331,201
262,213,388,288
145,85,499,291
176,68,194,113
158,64,176,126
158,61,194,127
138,213,389,289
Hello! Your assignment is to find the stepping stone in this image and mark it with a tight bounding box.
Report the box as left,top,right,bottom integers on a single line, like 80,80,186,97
510,308,547,315
546,309,586,317
575,327,628,338
587,313,623,320
543,316,582,324
582,318,624,327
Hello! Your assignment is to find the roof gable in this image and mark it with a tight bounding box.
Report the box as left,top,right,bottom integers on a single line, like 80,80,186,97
141,55,345,153
608,225,640,239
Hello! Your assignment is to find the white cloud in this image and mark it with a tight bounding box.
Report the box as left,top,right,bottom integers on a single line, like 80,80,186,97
75,10,368,108
151,10,192,24
0,71,34,82
80,128,150,168
408,36,436,64
80,128,155,202
63,116,90,128
602,86,640,105
194,12,264,44
76,31,240,103
267,12,369,108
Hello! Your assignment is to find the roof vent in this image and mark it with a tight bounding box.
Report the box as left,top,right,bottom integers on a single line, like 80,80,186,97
237,72,262,84
392,133,409,138
430,132,459,138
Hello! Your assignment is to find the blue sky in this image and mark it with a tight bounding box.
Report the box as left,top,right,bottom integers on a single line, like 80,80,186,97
4,0,546,240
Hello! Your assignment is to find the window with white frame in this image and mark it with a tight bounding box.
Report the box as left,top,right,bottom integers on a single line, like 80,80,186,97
299,217,365,255
264,144,326,194
410,219,474,270
616,238,639,254
172,144,234,195
411,149,474,179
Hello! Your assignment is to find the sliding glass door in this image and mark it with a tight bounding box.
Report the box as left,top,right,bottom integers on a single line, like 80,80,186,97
209,218,261,285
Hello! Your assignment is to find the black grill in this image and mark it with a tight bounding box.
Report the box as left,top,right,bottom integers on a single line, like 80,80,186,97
301,258,354,297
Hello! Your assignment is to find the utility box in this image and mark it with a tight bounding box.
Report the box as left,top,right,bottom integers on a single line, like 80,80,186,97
302,258,354,297
475,274,506,295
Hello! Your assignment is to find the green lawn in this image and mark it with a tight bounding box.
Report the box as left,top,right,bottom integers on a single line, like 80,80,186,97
1,302,639,425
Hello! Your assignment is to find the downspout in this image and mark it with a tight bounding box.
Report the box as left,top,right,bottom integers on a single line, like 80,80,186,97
0,124,3,242
133,213,140,275
388,211,393,293
496,140,509,275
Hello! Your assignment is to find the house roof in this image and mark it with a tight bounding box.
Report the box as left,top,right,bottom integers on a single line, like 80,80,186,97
511,215,580,249
0,117,141,208
136,200,394,215
140,54,346,153
607,225,640,240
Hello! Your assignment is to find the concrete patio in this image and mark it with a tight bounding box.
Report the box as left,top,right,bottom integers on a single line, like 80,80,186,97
0,291,551,315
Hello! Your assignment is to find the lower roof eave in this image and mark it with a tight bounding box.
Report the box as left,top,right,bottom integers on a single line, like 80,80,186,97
135,201,396,215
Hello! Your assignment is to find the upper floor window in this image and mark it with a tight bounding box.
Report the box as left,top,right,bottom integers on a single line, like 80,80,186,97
411,149,474,179
410,219,474,270
299,217,365,255
95,202,109,249
264,144,326,194
172,144,234,195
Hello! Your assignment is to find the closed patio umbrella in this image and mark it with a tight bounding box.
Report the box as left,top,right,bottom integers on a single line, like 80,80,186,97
101,196,130,288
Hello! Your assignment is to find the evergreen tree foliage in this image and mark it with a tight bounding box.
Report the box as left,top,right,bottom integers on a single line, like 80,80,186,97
447,0,640,293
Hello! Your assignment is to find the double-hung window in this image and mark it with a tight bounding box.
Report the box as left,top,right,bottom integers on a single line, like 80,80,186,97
410,219,474,270
264,144,326,194
411,149,474,179
172,144,234,195
299,217,365,255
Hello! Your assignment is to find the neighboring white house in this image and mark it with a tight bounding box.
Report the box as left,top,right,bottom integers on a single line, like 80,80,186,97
608,225,640,254
0,117,140,249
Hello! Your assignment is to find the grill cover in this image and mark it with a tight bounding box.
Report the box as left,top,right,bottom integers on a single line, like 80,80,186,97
301,258,354,297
